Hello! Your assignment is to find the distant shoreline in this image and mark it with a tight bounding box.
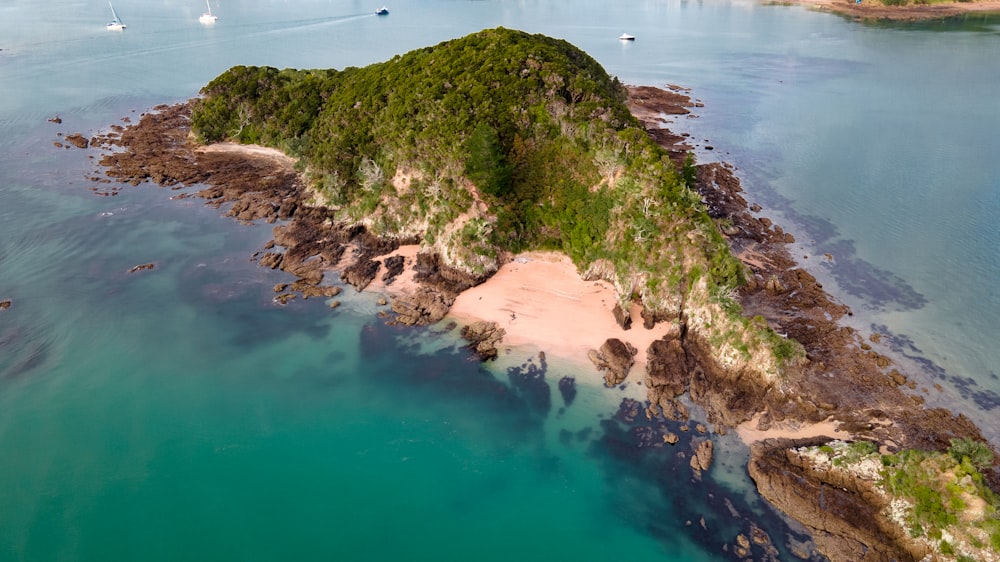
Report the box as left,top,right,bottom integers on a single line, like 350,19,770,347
771,0,1000,21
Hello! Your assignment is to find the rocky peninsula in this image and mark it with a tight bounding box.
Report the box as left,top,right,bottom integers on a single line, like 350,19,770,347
774,0,1000,21
79,28,997,561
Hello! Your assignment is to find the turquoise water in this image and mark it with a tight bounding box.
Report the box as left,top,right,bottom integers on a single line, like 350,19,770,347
2,1,999,560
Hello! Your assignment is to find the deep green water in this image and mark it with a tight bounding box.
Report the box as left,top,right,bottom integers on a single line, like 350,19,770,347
1,1,998,560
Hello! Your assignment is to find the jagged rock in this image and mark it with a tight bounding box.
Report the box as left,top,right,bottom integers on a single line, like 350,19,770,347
689,437,714,477
748,438,927,562
648,397,689,422
460,320,506,361
390,287,455,326
128,263,154,273
283,259,324,285
65,133,89,149
381,255,405,285
259,252,283,269
662,432,679,445
341,256,379,291
273,283,288,293
0,299,11,310
329,300,341,309
612,302,631,330
588,338,637,387
764,275,785,293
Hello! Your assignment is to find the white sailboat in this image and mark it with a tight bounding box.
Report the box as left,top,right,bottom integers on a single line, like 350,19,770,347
199,0,218,24
106,1,126,31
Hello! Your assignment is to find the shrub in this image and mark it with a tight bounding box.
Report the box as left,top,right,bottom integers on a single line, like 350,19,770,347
948,437,995,470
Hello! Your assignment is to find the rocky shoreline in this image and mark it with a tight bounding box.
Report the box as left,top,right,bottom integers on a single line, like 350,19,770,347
78,86,996,561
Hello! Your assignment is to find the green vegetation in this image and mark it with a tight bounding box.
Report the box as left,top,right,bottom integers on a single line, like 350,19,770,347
806,439,1000,560
190,27,797,371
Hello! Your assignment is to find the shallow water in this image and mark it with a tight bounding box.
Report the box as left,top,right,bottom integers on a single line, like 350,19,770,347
2,1,999,560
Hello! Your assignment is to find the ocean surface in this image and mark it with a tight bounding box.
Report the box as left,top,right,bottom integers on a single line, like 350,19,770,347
1,1,998,560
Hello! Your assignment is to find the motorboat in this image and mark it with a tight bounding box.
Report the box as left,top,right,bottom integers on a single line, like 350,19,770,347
106,1,126,31
618,33,635,41
376,6,389,15
199,0,218,24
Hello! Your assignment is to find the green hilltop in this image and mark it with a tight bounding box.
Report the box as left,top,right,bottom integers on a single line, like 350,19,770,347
191,27,801,375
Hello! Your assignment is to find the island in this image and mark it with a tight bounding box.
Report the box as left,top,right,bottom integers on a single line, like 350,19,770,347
84,28,998,561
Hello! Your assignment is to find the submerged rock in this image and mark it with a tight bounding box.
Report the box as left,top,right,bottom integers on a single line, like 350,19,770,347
558,376,577,406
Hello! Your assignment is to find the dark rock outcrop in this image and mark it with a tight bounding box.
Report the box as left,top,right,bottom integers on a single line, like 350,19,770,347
612,303,631,330
646,331,689,403
341,256,380,291
381,255,406,285
65,133,89,149
0,299,11,310
588,338,637,387
748,438,927,562
460,320,506,361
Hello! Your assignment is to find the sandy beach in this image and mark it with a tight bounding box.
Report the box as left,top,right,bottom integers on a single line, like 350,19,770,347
445,252,676,372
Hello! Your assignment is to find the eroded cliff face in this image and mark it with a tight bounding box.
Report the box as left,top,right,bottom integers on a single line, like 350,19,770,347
748,438,927,562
